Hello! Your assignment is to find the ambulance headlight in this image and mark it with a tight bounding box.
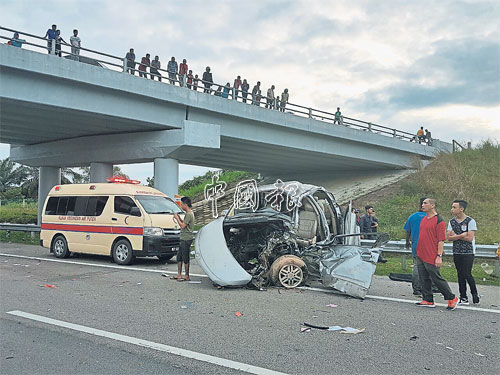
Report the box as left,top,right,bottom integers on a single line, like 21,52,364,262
144,227,163,236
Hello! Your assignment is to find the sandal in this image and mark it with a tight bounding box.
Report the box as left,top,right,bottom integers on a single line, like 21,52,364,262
170,276,182,280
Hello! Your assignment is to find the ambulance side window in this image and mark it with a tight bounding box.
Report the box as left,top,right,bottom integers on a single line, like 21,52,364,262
74,197,88,216
114,196,139,216
56,197,69,215
86,196,109,216
45,197,59,215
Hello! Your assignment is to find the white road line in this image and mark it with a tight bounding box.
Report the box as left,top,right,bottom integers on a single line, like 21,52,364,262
300,286,500,314
0,253,208,278
2,253,499,314
6,310,287,375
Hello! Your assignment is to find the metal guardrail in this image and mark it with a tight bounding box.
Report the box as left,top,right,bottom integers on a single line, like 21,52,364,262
1,25,428,143
0,224,496,259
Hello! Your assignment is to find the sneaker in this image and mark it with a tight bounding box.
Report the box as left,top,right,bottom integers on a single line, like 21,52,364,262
458,297,469,305
472,295,480,305
447,296,459,311
416,300,435,308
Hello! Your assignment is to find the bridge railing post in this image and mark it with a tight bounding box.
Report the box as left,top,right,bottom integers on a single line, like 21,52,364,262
308,108,312,118
122,58,127,73
368,123,372,132
393,129,397,137
51,40,56,55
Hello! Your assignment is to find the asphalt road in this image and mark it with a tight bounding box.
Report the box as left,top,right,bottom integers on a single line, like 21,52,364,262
0,243,499,375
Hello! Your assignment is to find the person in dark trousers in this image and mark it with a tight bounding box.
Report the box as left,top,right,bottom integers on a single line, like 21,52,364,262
55,30,65,57
404,198,427,295
172,197,195,281
447,200,479,305
138,53,150,78
202,66,213,93
241,79,249,103
360,205,386,263
415,198,458,310
44,24,57,54
125,48,136,75
150,55,161,81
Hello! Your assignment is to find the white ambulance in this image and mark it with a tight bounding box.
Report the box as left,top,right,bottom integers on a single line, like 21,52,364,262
40,178,183,265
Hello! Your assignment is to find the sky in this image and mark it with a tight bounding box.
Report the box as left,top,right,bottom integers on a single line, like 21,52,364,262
1,0,499,184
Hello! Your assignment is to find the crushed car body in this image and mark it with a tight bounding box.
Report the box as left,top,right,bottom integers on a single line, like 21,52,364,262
195,181,388,298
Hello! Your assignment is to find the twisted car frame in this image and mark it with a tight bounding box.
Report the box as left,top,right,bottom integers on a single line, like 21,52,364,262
195,182,387,298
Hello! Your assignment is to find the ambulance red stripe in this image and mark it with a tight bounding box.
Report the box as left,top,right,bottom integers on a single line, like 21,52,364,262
41,223,143,235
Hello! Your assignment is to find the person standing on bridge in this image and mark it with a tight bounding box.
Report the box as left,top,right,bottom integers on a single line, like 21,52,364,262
280,88,289,112
233,76,242,100
415,198,458,310
172,197,195,282
179,59,188,87
70,29,81,61
44,24,57,54
447,200,479,305
54,30,65,57
334,107,342,125
125,48,136,75
9,32,26,48
193,74,199,91
138,53,150,78
425,129,432,146
150,56,161,81
266,85,275,109
241,79,249,103
417,127,425,143
167,57,178,85
202,66,213,93
186,70,193,89
252,82,261,106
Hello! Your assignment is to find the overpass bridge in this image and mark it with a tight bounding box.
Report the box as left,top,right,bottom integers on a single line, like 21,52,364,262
0,30,452,219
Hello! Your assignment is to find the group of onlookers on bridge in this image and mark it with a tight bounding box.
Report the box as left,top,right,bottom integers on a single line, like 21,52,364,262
413,127,433,146
124,49,291,111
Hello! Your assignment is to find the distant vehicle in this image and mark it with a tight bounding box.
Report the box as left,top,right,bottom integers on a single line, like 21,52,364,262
40,178,183,265
196,182,388,298
63,54,107,68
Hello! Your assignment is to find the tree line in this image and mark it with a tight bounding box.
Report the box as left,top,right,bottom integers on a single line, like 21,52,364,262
0,158,129,200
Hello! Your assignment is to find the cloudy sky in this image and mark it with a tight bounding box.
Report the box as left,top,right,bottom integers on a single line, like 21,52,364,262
1,0,498,183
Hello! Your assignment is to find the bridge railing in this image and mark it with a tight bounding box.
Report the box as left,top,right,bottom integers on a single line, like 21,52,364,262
1,25,418,143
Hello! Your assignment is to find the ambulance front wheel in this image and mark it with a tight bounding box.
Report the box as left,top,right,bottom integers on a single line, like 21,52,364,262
52,235,70,258
112,239,134,265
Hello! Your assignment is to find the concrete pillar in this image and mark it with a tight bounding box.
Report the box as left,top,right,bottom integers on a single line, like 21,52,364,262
90,162,113,183
38,166,61,225
154,158,179,198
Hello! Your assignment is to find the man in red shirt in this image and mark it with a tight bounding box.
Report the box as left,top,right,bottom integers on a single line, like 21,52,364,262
415,198,458,310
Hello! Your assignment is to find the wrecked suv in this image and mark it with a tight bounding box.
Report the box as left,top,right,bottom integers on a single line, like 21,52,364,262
195,182,386,298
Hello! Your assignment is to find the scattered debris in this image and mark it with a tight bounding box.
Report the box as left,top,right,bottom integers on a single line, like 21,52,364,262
326,304,338,308
312,315,318,318
188,280,202,284
445,346,454,350
161,273,169,278
235,311,243,317
474,353,485,357
436,342,443,345
303,322,364,334
485,334,493,339
137,282,142,285
5,356,14,360
41,283,56,288
391,323,396,326
410,336,418,341
180,302,194,309
301,327,311,333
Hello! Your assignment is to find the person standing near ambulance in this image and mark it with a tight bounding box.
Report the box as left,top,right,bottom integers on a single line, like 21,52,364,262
447,200,479,305
172,197,195,281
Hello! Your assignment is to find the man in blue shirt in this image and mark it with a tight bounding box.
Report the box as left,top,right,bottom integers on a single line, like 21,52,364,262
44,24,57,54
403,198,427,295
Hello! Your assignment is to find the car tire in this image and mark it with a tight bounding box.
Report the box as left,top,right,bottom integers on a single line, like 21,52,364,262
52,235,70,258
270,255,308,288
112,239,134,265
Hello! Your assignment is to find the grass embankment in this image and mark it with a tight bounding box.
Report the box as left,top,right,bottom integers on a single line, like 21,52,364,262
356,141,500,244
178,170,258,200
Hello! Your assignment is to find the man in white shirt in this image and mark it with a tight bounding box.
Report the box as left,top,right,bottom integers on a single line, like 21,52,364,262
70,29,81,61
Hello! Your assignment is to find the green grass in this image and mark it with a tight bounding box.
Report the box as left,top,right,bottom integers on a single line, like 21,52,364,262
373,141,500,244
0,230,40,245
374,254,500,287
0,205,38,224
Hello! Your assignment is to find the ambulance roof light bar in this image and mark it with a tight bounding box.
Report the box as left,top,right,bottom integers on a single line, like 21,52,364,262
106,177,141,184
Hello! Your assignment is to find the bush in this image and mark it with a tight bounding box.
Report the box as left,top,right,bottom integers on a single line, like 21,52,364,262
0,206,38,224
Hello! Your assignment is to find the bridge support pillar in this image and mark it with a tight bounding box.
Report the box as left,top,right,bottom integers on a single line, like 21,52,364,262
154,158,179,198
90,162,113,183
38,167,61,225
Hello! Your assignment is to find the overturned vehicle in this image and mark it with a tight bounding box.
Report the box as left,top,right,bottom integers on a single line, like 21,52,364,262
195,181,388,298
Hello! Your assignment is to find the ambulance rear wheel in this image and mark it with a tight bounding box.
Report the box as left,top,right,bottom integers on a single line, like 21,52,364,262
52,235,70,258
112,239,134,265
